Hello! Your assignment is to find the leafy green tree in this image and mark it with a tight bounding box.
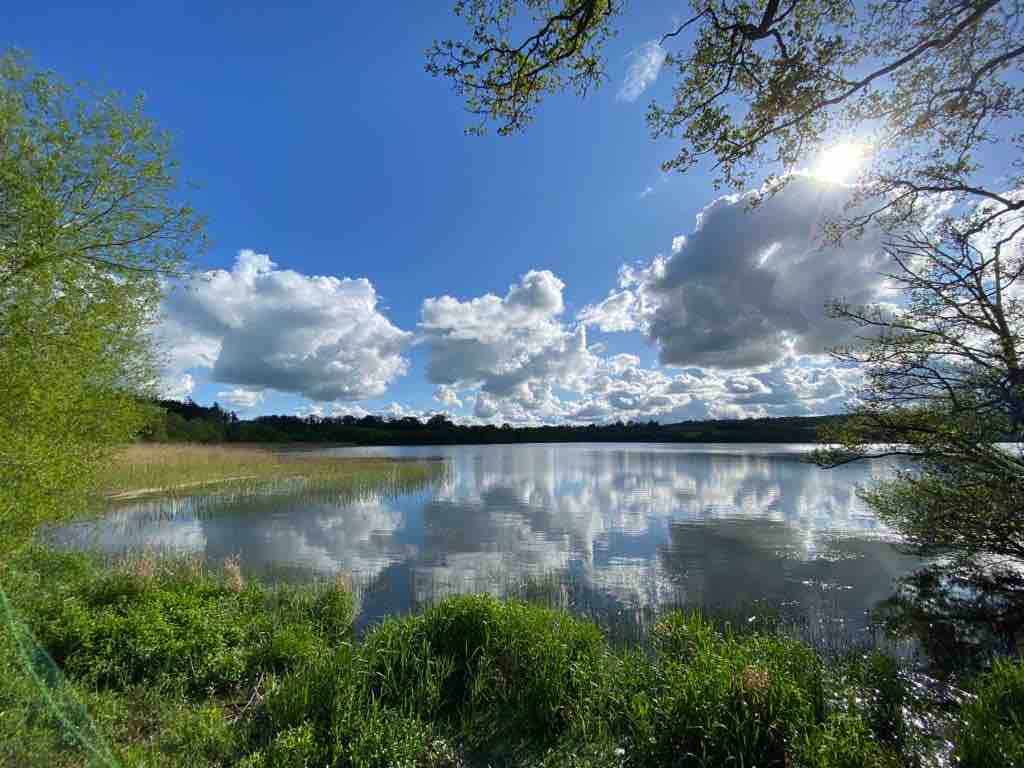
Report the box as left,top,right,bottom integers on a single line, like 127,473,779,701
0,52,205,550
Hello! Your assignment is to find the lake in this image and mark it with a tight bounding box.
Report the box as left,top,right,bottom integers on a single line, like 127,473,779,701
52,443,922,639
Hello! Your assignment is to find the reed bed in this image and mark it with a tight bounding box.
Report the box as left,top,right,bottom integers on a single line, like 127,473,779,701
98,443,443,500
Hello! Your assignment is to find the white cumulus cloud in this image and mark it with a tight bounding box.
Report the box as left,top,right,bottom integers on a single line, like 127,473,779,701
419,267,862,426
216,387,265,410
605,176,894,369
157,250,410,402
434,385,463,409
578,289,639,332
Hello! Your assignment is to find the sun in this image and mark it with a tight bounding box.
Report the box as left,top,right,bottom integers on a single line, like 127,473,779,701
813,141,868,183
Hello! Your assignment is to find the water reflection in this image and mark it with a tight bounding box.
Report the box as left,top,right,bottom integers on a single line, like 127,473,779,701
51,444,921,633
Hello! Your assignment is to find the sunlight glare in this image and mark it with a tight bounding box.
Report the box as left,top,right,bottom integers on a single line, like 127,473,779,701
813,141,868,183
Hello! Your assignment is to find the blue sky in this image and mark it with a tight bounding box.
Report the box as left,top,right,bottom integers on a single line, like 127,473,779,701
7,2,883,423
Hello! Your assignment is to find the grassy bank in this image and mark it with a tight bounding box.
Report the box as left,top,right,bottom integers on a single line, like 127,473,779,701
3,548,1023,768
97,444,442,500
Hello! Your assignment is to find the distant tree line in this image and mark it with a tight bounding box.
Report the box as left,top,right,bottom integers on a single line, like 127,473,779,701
143,398,850,445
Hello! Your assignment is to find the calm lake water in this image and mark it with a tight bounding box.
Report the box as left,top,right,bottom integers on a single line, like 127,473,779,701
52,443,922,637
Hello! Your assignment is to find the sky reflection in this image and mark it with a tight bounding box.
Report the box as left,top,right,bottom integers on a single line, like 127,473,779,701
52,444,920,631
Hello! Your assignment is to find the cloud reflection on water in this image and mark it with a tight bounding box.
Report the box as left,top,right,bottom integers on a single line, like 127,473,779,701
53,445,920,630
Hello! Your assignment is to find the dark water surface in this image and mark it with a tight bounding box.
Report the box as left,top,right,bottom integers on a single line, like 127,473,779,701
52,443,922,636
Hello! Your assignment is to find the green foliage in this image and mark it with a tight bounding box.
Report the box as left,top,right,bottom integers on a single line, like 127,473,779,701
242,722,320,768
0,255,155,550
363,595,607,741
857,653,907,748
431,0,1023,214
426,1,622,136
621,611,829,767
0,586,121,768
650,609,719,661
955,659,1024,768
9,551,354,697
859,465,1024,563
0,50,205,552
253,644,457,768
258,598,895,768
5,548,995,768
154,702,241,767
792,713,899,768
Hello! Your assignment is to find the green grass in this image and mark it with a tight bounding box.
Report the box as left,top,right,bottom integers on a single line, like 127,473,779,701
1,548,357,767
954,658,1024,767
7,547,1003,768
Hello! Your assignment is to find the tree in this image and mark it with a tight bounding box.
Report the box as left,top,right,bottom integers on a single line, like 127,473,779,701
0,52,205,549
427,413,454,429
428,0,1022,228
811,205,1024,636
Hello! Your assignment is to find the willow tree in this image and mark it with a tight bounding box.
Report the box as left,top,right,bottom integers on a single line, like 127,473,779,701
0,52,205,549
429,1,1024,614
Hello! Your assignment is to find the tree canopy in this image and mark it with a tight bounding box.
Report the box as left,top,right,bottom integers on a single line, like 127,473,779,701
0,52,205,548
429,0,1022,224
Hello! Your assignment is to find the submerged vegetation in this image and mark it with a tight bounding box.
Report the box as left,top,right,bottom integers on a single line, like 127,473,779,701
3,547,1023,768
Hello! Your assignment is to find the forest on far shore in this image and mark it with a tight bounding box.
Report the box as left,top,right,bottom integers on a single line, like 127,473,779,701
147,398,849,445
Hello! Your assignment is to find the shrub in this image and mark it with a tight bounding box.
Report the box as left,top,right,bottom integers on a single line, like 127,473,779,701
955,659,1024,768
16,556,349,697
838,652,907,749
241,722,320,768
650,609,719,662
251,623,324,675
258,645,364,741
360,614,452,720
625,611,828,767
40,581,252,693
362,595,607,741
791,713,898,768
255,648,457,768
309,579,356,641
158,703,240,766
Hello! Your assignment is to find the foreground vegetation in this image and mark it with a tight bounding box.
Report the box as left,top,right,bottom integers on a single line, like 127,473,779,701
2,547,1022,768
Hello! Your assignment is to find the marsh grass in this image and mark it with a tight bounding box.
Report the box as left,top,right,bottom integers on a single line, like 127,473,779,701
954,659,1024,766
3,547,1018,768
393,568,916,664
2,548,1015,768
98,443,443,500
